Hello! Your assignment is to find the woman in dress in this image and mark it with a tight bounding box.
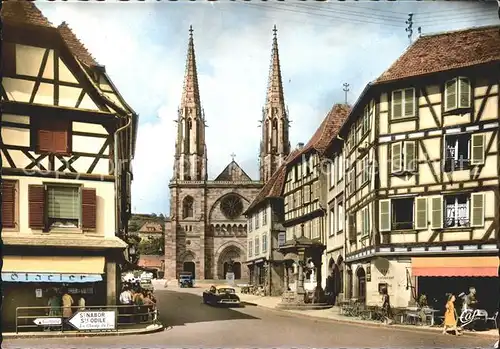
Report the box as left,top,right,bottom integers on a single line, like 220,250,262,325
61,288,74,319
443,293,461,335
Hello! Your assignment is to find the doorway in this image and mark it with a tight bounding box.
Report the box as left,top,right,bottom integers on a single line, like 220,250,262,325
223,262,242,279
356,267,366,301
183,261,195,279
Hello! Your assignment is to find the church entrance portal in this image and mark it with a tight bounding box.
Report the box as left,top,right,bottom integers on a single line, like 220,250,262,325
217,245,243,280
183,261,195,279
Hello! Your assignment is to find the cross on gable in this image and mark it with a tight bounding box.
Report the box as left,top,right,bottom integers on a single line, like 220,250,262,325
230,153,236,161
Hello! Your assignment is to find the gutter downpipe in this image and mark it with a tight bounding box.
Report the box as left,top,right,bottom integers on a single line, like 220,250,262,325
114,113,133,245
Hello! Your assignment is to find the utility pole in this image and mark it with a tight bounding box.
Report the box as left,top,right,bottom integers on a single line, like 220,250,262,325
343,83,350,105
405,13,414,45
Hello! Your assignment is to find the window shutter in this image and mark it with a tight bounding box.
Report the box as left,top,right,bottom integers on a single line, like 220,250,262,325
363,208,370,236
1,181,16,228
470,193,485,227
404,141,416,172
348,214,356,241
28,184,46,229
403,88,415,117
445,79,457,111
415,197,427,230
360,209,365,236
430,196,443,229
458,78,470,108
392,90,403,118
53,130,68,154
391,143,402,173
471,133,485,165
82,187,97,230
379,199,391,232
38,130,54,153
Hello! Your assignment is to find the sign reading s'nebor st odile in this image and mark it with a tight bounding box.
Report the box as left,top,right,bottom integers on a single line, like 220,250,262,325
68,311,116,331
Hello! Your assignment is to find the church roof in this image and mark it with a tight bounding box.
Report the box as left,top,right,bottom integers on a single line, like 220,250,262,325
181,25,202,109
265,25,286,109
214,160,252,182
244,149,300,215
287,103,351,164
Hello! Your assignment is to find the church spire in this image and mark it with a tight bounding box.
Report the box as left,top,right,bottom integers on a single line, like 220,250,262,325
259,25,290,183
181,25,201,109
174,26,207,182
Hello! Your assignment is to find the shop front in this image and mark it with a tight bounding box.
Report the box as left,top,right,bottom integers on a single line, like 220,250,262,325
2,256,108,330
412,255,499,315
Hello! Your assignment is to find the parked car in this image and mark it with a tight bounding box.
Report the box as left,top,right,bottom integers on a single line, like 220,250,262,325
202,286,241,307
179,272,194,288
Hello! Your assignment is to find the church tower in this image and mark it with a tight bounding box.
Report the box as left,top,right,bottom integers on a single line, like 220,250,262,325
259,25,290,183
174,26,207,181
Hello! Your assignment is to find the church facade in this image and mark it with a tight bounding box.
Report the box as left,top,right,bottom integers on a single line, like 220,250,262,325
164,26,291,281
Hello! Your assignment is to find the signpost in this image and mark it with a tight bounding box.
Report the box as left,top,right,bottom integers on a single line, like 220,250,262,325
226,272,235,286
68,310,116,331
33,318,62,326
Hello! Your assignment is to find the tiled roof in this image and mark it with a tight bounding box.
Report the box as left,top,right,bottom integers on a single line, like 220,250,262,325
245,149,300,214
138,221,163,233
288,103,351,163
1,0,52,27
138,255,164,268
377,25,500,83
58,21,99,67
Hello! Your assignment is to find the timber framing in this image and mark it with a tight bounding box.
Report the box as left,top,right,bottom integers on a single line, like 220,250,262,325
2,167,115,182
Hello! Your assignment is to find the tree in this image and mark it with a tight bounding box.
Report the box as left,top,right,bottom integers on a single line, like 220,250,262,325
138,236,164,256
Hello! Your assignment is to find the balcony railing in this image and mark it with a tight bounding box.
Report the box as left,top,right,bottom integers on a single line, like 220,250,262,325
391,221,413,230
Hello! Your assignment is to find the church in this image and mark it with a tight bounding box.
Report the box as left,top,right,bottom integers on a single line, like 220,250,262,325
164,26,291,281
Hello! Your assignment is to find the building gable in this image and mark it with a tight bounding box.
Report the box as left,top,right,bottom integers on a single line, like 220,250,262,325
214,161,252,182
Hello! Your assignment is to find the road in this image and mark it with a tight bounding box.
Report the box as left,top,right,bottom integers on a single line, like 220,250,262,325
3,287,495,348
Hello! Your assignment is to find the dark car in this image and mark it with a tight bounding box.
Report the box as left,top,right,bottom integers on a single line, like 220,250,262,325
179,272,194,288
202,286,241,306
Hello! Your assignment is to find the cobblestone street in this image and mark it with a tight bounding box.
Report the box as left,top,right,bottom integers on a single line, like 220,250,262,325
3,286,495,349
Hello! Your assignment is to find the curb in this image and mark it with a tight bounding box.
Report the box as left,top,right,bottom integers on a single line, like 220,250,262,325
244,301,498,339
4,324,164,340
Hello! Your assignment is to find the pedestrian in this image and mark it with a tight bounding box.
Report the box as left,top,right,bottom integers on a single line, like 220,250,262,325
381,287,393,325
61,287,74,330
78,296,86,311
46,289,61,331
443,293,461,336
119,285,133,323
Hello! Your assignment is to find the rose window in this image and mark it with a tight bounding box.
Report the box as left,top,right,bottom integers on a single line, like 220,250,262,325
220,194,243,219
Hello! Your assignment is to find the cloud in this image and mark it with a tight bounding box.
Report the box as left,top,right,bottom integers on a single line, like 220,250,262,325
37,1,498,214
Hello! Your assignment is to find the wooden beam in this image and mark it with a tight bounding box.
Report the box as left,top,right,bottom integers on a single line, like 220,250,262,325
1,148,16,167
417,139,440,183
420,87,441,128
475,83,493,123
480,221,495,241
3,167,115,182
87,137,111,174
28,49,50,104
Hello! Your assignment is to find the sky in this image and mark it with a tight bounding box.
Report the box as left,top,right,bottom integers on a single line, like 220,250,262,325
37,0,498,215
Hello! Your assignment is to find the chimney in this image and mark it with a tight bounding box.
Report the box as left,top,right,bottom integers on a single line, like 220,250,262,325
297,142,304,149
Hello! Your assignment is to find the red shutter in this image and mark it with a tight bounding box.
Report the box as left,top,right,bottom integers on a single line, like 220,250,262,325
82,188,97,230
29,185,45,229
1,181,16,228
38,130,54,153
53,130,68,154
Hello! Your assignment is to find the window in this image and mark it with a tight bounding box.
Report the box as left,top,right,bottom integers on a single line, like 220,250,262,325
430,196,443,229
361,105,371,136
445,77,471,111
337,153,343,181
248,217,253,231
255,213,259,229
444,133,484,171
262,208,267,226
349,129,355,150
36,119,71,155
329,208,335,236
379,199,391,232
262,234,267,253
337,202,343,232
360,207,370,236
391,198,414,230
182,196,194,218
415,197,428,230
391,141,416,173
360,156,369,185
348,168,356,195
1,180,17,229
248,241,253,257
255,237,260,255
443,194,482,228
392,88,415,119
303,185,311,203
47,185,81,228
278,232,286,247
348,214,356,241
312,219,320,239
329,158,335,187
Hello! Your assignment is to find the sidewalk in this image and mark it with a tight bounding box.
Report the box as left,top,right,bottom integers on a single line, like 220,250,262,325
4,323,164,339
238,293,498,339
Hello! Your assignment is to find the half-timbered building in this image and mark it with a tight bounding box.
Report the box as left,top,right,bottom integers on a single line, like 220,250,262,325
1,1,137,328
341,25,499,310
281,104,349,293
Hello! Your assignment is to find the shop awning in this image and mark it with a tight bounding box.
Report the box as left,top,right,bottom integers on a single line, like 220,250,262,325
2,256,105,283
412,256,498,277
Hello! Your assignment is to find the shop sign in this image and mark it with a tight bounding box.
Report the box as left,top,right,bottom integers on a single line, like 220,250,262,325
68,310,116,331
34,318,62,326
2,273,103,283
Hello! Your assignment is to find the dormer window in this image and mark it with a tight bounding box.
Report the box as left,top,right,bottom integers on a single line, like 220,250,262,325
445,77,471,111
391,88,415,119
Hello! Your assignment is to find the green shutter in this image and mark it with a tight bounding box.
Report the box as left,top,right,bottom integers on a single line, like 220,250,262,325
404,141,416,172
415,197,427,230
471,133,485,165
392,90,403,119
459,77,471,108
391,143,402,173
445,79,457,111
379,199,391,232
470,193,485,227
430,196,443,229
404,88,415,117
